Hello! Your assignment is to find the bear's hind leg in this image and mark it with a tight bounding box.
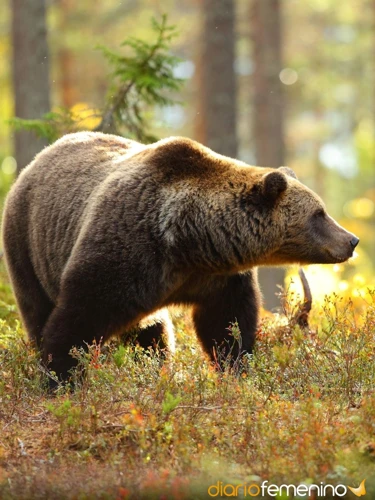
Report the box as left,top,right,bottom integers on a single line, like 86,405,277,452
192,271,260,368
3,246,54,349
133,309,175,352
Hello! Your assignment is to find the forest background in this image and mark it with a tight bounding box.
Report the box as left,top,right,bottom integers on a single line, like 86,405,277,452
1,1,375,498
1,0,374,308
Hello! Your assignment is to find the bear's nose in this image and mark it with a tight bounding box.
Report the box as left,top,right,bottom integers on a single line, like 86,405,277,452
350,236,359,249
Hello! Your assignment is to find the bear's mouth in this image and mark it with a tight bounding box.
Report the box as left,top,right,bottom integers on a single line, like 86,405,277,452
326,250,351,264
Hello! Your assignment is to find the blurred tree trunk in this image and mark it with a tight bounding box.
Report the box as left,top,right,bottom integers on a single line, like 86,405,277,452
251,0,285,310
198,0,238,157
59,0,77,107
11,0,50,174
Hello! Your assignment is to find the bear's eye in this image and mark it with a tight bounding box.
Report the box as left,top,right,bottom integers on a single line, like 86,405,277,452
314,209,325,218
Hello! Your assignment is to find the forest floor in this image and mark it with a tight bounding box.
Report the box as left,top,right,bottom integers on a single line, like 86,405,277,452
1,262,375,499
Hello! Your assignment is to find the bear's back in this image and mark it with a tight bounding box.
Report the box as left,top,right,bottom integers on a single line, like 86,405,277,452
4,132,144,301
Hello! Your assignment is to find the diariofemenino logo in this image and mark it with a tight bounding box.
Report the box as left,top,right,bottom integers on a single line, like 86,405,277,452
207,479,366,497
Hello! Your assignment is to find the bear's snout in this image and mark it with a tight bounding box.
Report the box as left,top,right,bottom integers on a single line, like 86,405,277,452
320,221,360,264
332,231,359,263
350,236,360,249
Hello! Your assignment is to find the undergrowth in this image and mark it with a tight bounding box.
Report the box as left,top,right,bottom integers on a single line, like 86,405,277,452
1,267,375,499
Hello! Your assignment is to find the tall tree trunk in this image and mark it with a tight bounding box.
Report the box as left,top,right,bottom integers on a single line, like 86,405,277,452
198,0,238,157
11,0,50,174
59,0,77,108
251,0,286,310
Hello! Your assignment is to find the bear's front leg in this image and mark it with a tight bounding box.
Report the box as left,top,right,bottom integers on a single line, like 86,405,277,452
41,303,111,387
192,270,260,369
40,254,166,388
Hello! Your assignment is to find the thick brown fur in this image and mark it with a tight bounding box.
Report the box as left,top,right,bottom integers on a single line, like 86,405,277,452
2,132,359,382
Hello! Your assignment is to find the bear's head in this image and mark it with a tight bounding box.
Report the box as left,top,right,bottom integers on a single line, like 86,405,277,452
257,167,359,266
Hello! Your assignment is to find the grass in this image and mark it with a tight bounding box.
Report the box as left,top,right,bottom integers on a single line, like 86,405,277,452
1,261,375,499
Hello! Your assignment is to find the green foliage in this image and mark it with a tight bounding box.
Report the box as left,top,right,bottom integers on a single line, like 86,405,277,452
113,344,127,368
161,390,181,415
8,15,184,144
0,157,19,212
8,108,80,143
0,319,44,403
46,399,83,435
96,15,184,142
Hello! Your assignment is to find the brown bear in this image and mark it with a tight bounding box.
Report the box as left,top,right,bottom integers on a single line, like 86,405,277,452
2,132,359,383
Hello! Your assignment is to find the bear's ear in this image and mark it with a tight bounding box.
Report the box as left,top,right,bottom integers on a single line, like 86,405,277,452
262,171,288,204
278,166,298,179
